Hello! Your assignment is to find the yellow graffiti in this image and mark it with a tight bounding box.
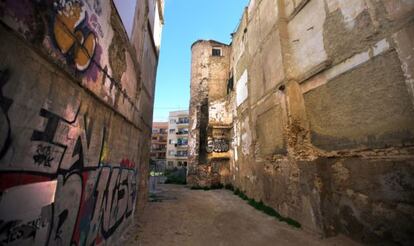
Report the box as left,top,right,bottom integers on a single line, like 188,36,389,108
53,2,96,71
100,137,109,164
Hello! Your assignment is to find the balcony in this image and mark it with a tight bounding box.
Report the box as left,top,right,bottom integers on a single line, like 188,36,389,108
174,143,188,148
175,154,188,157
176,118,189,125
152,148,166,151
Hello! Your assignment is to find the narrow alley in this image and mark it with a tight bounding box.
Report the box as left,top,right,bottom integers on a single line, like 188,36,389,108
123,184,360,246
1,0,414,245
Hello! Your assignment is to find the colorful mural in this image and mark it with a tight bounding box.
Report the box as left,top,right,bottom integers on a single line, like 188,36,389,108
0,0,138,112
53,0,98,71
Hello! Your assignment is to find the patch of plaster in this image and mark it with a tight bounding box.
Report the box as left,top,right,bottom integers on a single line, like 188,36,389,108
326,0,368,29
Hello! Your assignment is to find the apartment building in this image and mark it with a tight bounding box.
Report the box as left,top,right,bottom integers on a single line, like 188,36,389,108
150,122,168,170
166,110,189,169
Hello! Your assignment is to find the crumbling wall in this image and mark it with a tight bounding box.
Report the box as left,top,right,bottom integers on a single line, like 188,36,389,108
0,0,162,245
190,0,414,244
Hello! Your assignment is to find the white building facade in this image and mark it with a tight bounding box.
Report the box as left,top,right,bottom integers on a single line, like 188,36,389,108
166,110,189,169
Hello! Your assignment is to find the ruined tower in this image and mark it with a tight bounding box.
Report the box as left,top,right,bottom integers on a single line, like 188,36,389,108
188,40,232,187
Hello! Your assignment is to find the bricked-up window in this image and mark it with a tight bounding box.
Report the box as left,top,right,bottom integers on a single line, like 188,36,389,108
212,48,222,56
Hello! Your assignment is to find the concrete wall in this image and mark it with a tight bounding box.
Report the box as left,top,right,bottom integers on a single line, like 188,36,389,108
0,0,163,245
189,0,414,244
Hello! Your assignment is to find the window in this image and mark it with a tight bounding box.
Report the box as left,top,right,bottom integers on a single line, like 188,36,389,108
212,48,222,56
184,162,187,167
169,129,175,133
177,138,188,146
170,119,176,124
168,161,173,166
177,117,189,124
177,128,188,135
176,150,188,157
178,161,182,167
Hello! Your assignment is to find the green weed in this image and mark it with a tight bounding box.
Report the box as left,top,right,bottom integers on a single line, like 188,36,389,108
234,189,301,228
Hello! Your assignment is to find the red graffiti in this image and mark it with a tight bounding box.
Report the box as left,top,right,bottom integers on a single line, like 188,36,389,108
0,173,51,191
120,159,135,169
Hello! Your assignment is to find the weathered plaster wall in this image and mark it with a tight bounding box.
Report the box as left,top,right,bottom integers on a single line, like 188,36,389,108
0,0,163,245
189,0,414,244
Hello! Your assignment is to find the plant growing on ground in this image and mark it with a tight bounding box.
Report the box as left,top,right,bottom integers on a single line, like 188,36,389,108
210,183,224,190
190,183,224,190
164,168,187,185
234,188,301,228
190,186,210,190
224,183,234,191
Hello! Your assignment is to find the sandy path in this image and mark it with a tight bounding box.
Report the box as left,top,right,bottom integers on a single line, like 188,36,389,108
122,184,361,246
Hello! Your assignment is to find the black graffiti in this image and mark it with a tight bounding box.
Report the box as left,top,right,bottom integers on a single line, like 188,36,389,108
0,202,54,246
0,69,13,159
31,108,65,145
0,219,42,244
30,105,100,171
33,144,54,167
99,167,135,239
206,138,230,153
54,210,68,241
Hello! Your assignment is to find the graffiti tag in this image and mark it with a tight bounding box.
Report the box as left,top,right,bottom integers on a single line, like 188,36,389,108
207,138,230,153
33,145,54,167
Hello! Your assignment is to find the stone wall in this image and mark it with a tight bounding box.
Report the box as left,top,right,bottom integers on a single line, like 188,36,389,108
189,0,414,244
0,0,163,245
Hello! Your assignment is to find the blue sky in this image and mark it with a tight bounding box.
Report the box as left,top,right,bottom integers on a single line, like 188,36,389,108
152,0,250,122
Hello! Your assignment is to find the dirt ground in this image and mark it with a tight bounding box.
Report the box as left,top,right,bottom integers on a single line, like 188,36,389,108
122,184,361,246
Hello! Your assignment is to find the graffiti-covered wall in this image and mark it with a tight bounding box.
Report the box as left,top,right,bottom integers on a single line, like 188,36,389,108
0,0,163,245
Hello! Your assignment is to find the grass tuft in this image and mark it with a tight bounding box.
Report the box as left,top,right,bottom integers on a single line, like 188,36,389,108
190,186,210,190
164,176,187,185
233,188,301,228
190,183,224,190
189,182,300,227
224,183,234,191
210,183,224,190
